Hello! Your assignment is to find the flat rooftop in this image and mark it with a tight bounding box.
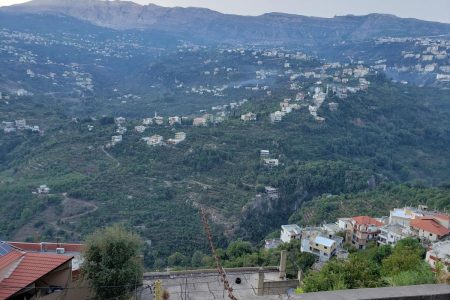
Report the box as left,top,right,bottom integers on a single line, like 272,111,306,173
144,268,291,300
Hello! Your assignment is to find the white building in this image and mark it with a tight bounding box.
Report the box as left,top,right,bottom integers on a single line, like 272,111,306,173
148,135,163,146
37,185,50,194
111,135,122,145
142,118,153,125
389,206,426,227
15,119,27,130
154,116,164,125
134,126,146,133
280,225,302,243
260,150,270,158
377,224,411,246
168,116,181,126
270,111,285,123
175,132,186,141
241,112,257,121
263,158,279,167
193,117,207,126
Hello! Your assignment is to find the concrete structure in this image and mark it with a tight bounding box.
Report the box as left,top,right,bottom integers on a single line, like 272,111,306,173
296,284,450,300
174,132,186,141
260,150,270,158
111,135,122,145
301,235,337,262
37,184,50,194
389,206,426,227
265,186,279,199
263,158,279,167
280,225,302,243
241,112,257,121
168,116,181,126
144,267,295,300
348,216,384,249
426,240,450,272
134,125,146,133
377,224,411,246
193,117,207,126
148,135,163,146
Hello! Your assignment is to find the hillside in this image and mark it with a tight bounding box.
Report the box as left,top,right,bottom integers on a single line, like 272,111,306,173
1,75,450,267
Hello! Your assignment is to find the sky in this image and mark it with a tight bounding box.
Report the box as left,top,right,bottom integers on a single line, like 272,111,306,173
1,0,449,23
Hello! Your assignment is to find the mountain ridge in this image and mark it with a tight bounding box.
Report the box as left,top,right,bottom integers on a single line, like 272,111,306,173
3,0,450,46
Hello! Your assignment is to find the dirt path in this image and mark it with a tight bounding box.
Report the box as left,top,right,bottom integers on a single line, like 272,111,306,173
100,145,120,167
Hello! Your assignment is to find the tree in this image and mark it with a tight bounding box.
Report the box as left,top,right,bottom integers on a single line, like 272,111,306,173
81,225,143,300
168,252,188,267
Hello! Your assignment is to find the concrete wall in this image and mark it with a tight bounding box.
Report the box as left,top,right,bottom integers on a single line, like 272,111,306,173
259,278,299,295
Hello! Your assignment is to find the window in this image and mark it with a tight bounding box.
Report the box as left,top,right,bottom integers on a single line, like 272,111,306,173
324,246,328,249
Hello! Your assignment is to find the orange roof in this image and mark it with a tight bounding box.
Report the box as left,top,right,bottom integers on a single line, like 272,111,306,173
352,216,384,227
0,251,23,270
410,218,450,236
8,241,84,253
0,252,72,300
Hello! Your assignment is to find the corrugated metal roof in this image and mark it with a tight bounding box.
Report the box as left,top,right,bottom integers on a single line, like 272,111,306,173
0,252,72,300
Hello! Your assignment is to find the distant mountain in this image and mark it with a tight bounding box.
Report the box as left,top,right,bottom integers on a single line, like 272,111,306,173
3,0,450,46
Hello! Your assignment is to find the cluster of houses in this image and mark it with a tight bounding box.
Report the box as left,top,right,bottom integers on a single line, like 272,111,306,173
267,205,450,272
1,119,40,133
142,132,186,146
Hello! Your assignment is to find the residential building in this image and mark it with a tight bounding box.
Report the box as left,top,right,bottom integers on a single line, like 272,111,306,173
111,135,122,145
142,118,153,125
410,217,450,242
175,132,186,141
280,225,302,243
114,116,126,125
154,116,164,125
426,240,450,272
260,150,270,158
241,112,257,121
134,125,146,133
37,185,50,194
265,186,279,199
148,135,163,146
0,242,73,300
270,111,285,123
193,117,207,126
301,235,337,262
377,224,411,246
263,158,279,167
389,206,426,227
15,119,26,130
349,216,384,249
168,116,181,126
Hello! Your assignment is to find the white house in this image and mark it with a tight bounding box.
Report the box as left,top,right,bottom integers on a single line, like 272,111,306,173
241,112,257,121
193,117,207,126
37,185,50,194
148,135,163,146
280,225,302,243
260,150,270,158
111,135,122,145
175,132,186,141
134,126,146,133
426,240,450,272
377,224,411,246
263,158,279,167
168,116,181,126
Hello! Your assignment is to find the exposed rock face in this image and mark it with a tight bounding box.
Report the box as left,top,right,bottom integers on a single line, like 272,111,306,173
3,0,450,45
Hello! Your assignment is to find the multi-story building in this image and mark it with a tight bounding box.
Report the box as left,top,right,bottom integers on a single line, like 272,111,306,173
280,225,302,243
426,240,450,272
301,235,337,262
377,224,411,246
348,216,384,249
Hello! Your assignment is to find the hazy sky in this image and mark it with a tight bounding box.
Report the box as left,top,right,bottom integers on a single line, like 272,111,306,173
1,0,449,23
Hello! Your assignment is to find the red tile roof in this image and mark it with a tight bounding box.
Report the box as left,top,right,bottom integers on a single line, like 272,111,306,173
0,252,72,300
8,242,84,253
352,216,384,227
0,251,23,271
410,218,450,236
